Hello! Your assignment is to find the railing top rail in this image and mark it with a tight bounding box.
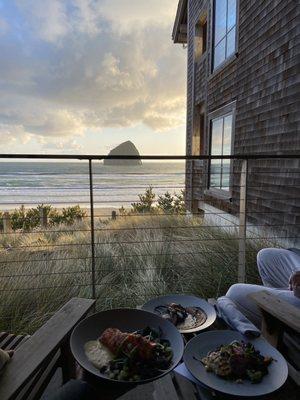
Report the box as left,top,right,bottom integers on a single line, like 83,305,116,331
0,154,299,161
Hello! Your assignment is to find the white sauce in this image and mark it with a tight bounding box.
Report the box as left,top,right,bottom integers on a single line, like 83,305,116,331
84,340,113,370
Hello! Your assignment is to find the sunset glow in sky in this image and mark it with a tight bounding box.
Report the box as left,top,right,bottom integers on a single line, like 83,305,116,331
0,0,187,155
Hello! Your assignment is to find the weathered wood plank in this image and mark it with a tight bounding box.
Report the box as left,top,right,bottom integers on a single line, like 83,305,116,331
15,351,60,400
249,291,300,333
60,340,76,383
0,297,95,400
153,374,180,400
179,23,187,34
119,382,154,400
173,373,198,400
0,332,8,342
260,312,283,347
0,334,15,349
5,335,31,351
0,333,30,351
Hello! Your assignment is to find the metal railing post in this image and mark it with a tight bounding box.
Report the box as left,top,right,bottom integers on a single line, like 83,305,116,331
3,212,12,233
40,207,48,228
89,159,96,299
238,159,248,283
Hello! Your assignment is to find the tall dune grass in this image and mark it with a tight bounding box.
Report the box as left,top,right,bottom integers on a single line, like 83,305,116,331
0,215,271,334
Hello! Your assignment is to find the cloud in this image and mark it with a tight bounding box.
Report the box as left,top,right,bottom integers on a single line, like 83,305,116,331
0,123,32,145
42,139,83,151
16,0,70,43
0,98,85,145
72,0,101,36
24,109,85,137
16,0,103,42
97,0,176,33
0,0,186,148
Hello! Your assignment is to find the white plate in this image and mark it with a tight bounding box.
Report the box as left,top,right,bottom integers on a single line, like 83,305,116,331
142,294,216,333
183,330,288,397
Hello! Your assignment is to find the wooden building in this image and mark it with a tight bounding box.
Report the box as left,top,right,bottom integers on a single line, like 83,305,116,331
173,0,300,241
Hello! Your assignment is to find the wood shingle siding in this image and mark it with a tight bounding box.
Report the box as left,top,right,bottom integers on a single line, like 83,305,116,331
175,0,299,241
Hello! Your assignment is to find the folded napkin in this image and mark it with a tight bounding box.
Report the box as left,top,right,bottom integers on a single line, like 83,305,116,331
217,296,261,338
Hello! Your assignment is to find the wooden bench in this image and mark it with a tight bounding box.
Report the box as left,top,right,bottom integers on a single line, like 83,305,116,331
250,290,300,385
0,297,95,400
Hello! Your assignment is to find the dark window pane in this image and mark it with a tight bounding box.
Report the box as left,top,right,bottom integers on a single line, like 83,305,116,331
210,117,223,189
221,160,230,190
214,37,226,68
227,0,236,31
223,114,232,155
215,0,227,44
211,160,222,189
211,118,223,155
222,115,232,190
210,112,233,191
226,26,236,57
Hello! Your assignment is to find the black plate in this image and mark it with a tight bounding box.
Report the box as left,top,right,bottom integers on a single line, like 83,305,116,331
184,330,288,397
142,294,216,333
70,308,184,385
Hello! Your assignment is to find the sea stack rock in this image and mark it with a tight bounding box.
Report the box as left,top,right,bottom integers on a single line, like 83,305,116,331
104,141,142,166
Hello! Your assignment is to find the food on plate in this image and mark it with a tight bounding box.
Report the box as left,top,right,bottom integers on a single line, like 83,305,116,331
100,328,157,361
201,341,273,383
154,303,207,330
84,326,173,381
84,340,113,370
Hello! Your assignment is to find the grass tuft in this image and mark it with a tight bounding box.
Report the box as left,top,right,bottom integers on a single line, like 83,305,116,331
0,215,271,334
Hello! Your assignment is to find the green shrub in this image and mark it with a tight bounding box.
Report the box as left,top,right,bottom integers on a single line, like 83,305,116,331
157,190,186,214
120,187,186,215
0,205,86,232
49,205,86,226
131,186,156,213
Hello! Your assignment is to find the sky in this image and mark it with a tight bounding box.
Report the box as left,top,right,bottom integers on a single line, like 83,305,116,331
0,0,187,156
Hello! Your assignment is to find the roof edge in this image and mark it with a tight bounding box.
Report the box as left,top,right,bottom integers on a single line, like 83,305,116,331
172,0,188,44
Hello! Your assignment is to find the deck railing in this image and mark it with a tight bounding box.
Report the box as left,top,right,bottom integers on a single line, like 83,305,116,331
0,153,299,333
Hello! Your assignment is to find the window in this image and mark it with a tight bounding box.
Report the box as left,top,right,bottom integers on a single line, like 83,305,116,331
213,0,237,69
209,112,233,191
194,16,207,61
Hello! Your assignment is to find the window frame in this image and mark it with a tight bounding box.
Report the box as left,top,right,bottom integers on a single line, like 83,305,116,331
194,13,208,63
207,102,236,197
211,0,239,73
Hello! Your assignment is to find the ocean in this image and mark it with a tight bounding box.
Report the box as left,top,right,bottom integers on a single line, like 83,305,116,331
0,162,185,211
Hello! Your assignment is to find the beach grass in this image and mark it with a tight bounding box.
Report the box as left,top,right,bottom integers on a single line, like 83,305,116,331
0,214,271,334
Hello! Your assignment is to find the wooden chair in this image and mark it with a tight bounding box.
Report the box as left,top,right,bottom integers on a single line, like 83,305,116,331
0,297,95,400
250,290,300,385
0,332,31,353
